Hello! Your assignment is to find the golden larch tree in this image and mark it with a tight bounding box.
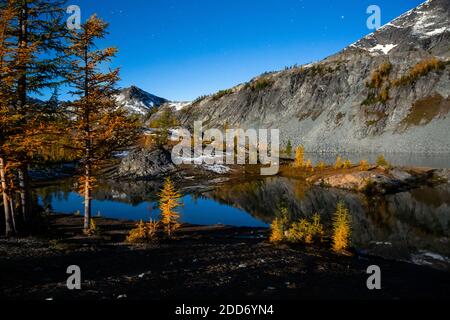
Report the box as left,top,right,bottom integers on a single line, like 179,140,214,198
294,146,305,168
332,201,351,252
159,177,182,237
0,0,67,234
64,15,139,232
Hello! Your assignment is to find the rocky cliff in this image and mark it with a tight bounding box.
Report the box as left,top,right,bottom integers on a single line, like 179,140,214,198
175,0,450,153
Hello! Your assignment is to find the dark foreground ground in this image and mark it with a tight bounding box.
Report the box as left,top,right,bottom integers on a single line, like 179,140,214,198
0,215,449,301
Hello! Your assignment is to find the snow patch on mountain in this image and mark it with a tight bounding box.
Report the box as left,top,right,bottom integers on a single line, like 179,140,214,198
169,101,191,111
368,44,398,55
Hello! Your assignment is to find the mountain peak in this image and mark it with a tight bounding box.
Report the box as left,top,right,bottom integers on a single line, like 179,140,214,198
347,0,449,56
116,86,168,116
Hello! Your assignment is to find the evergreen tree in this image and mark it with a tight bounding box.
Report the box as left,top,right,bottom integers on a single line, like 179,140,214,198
285,140,292,158
150,109,178,147
64,15,139,232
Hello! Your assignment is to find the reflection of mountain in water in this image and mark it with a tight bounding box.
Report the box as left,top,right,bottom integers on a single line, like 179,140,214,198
206,177,450,268
36,176,450,269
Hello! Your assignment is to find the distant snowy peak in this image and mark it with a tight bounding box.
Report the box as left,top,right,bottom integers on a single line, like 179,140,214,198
116,86,168,116
348,0,449,56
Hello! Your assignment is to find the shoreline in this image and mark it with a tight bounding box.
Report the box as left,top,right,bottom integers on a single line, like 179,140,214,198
1,214,449,300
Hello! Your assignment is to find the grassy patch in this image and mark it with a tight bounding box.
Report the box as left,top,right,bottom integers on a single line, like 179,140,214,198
248,78,274,91
212,89,233,101
400,93,450,129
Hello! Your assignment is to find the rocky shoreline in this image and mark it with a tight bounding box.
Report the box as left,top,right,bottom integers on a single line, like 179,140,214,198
0,214,449,300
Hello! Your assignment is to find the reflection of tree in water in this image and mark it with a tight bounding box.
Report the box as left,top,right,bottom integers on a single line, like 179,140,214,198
362,195,397,233
35,176,450,265
293,179,307,201
206,177,450,263
35,179,75,211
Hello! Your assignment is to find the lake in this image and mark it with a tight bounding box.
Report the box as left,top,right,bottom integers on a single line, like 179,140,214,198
36,175,450,270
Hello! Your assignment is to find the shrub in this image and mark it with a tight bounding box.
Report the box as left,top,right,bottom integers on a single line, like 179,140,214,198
294,146,305,168
363,61,392,105
304,159,314,172
316,161,326,170
127,219,159,243
379,85,390,103
332,202,351,252
212,89,233,101
288,219,311,243
250,78,273,91
367,61,392,89
343,159,352,169
359,160,370,171
376,154,389,167
127,220,147,242
192,95,208,105
85,218,99,236
393,57,445,86
269,208,289,243
334,155,343,169
287,214,324,244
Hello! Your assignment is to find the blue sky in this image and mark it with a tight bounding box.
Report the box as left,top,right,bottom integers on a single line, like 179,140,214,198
65,0,424,101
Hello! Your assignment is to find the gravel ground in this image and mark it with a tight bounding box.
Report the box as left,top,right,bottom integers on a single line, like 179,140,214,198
0,215,449,301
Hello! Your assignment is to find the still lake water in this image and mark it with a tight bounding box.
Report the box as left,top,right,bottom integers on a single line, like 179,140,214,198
36,170,450,269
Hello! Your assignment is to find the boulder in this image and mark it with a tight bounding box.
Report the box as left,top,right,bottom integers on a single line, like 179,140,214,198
117,148,176,179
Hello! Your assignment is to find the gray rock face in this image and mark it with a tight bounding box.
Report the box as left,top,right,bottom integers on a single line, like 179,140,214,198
435,168,450,182
117,148,176,179
176,0,450,153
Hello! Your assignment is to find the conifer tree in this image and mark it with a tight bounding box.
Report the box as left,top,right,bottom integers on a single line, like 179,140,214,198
332,201,351,252
64,15,139,232
294,146,305,168
159,177,182,237
334,155,343,169
285,140,292,158
0,0,17,236
0,0,67,232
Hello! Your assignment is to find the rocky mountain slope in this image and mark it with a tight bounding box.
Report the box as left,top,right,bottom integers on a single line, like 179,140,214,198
175,0,450,153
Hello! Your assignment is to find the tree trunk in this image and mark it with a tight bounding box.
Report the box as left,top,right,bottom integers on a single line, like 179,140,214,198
16,3,31,230
83,164,91,232
0,157,14,237
18,166,31,225
9,196,17,234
